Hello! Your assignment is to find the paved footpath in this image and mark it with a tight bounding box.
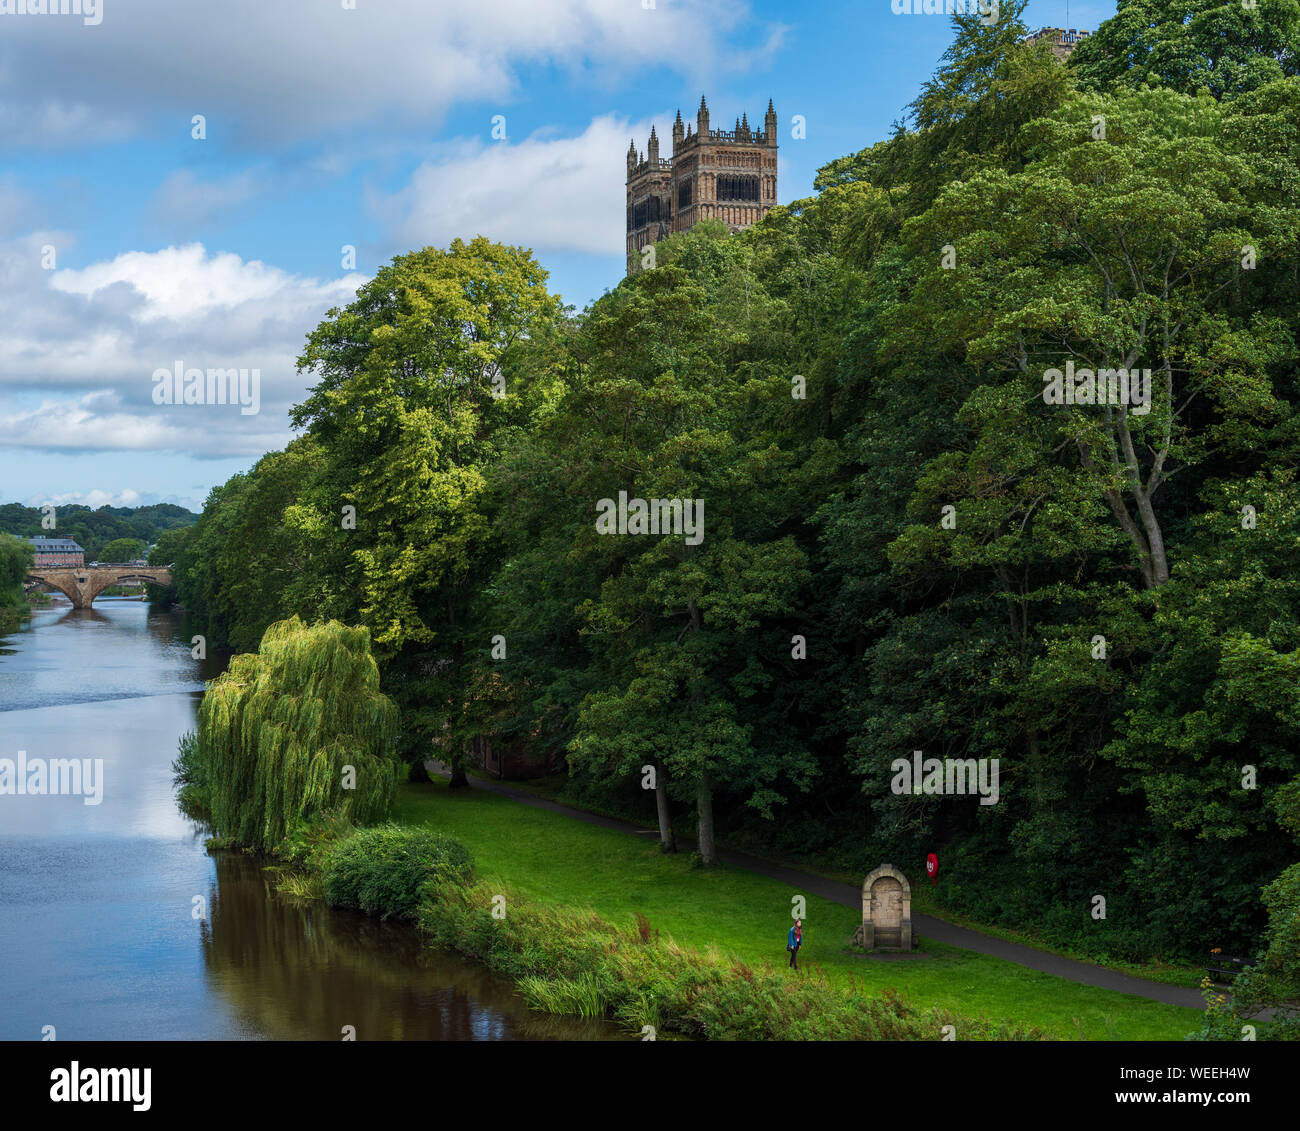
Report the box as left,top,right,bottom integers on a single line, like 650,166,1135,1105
424,762,1206,1010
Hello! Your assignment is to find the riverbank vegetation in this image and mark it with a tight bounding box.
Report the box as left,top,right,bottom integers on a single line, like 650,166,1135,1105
322,823,472,919
247,778,1197,1039
0,533,32,632
267,802,1049,1040
165,1,1300,1023
417,873,1046,1041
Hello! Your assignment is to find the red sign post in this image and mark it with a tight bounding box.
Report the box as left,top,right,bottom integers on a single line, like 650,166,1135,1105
926,852,939,886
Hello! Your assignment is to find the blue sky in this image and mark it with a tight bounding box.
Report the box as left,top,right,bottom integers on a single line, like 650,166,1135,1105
0,0,1109,513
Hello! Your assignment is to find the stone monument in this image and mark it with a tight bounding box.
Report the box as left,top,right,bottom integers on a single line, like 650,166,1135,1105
852,863,913,951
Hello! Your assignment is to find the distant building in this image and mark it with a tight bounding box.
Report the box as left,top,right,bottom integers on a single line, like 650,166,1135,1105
27,536,85,568
626,96,778,274
1025,27,1090,59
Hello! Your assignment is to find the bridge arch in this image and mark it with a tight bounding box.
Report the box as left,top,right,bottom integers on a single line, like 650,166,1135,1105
25,565,174,610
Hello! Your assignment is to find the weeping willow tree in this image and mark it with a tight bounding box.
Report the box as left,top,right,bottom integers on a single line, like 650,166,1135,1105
196,616,400,853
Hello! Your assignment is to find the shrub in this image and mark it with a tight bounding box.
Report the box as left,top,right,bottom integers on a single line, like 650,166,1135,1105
323,824,472,920
1187,861,1300,1041
274,809,355,871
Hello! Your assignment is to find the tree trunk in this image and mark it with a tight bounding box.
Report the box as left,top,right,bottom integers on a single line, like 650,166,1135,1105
655,764,676,853
696,774,717,867
1076,438,1168,589
446,594,471,789
1131,484,1170,586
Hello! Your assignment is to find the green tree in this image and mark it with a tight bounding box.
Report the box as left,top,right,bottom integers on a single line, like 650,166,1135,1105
99,537,145,562
145,525,190,606
193,616,400,853
824,72,1299,954
0,533,33,628
496,230,821,864
288,237,564,785
147,526,189,566
1071,0,1300,100
813,3,1072,216
890,85,1295,589
172,440,323,652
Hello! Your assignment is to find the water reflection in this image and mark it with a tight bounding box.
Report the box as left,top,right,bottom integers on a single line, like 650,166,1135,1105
201,854,619,1041
0,599,621,1041
0,600,209,715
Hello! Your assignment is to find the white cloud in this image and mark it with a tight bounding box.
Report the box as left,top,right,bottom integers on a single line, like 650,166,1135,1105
27,488,143,510
0,391,292,458
0,0,778,148
50,242,351,324
0,236,365,456
376,115,642,255
20,486,213,513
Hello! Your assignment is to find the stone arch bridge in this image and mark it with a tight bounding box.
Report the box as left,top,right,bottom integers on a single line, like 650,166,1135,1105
26,564,173,609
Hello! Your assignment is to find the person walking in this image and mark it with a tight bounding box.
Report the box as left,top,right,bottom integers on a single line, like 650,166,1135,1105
787,918,803,970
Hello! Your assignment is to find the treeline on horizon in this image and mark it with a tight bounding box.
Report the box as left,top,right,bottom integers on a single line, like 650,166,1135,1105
0,501,197,562
163,2,1300,969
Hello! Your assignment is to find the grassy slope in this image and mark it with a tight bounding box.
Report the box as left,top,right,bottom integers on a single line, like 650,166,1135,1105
392,780,1202,1040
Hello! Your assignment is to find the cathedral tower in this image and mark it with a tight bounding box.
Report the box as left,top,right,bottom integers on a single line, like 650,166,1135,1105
626,96,778,274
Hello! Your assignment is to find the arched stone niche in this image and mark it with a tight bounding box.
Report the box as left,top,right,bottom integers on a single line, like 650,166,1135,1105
858,863,912,951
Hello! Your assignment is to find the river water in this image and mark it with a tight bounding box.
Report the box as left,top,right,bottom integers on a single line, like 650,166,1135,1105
0,600,614,1040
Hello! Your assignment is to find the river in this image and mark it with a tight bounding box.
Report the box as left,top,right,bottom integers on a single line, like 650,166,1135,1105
0,599,615,1040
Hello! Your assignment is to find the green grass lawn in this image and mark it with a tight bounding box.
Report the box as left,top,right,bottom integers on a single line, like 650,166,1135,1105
480,770,1207,991
392,779,1204,1040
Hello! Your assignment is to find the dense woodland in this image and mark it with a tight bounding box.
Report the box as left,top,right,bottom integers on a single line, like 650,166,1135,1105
161,1,1300,991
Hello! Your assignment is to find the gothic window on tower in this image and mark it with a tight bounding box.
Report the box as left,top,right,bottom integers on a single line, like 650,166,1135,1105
678,179,692,210
716,175,759,203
